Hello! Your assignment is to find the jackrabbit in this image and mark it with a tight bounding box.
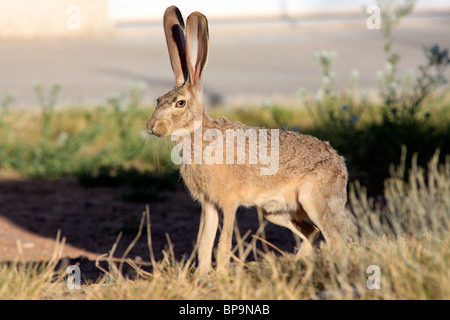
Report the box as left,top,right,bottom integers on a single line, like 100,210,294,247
146,6,357,275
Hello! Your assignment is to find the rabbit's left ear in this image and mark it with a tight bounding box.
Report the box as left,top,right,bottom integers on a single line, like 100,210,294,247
185,12,209,90
164,6,189,87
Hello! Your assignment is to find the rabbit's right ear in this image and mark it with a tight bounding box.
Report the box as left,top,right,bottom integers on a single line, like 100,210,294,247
185,12,209,91
164,6,189,86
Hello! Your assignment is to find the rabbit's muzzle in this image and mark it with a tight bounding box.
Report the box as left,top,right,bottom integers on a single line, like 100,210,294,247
146,119,162,137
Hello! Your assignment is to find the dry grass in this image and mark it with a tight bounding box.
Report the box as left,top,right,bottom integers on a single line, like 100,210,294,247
0,150,448,300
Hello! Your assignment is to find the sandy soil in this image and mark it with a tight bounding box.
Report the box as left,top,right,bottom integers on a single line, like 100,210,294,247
0,177,296,281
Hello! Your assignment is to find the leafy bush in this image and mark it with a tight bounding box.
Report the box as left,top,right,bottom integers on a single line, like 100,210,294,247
302,0,450,193
0,83,176,202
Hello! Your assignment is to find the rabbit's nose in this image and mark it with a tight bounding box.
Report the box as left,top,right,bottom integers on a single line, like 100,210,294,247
146,119,154,134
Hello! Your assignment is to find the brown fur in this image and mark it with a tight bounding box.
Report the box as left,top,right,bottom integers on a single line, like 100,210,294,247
146,6,357,275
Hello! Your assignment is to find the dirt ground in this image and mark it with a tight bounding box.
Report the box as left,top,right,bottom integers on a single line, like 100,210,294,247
0,177,297,281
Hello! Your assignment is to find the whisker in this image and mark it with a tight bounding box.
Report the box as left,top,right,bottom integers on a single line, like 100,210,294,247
151,137,161,172
121,130,148,159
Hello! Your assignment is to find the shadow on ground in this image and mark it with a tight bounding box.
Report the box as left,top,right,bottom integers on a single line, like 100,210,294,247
0,177,296,281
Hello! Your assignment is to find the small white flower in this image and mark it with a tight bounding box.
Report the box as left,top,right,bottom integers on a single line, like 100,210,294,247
57,131,70,147
296,87,307,98
376,70,384,81
350,69,360,80
261,98,272,108
389,81,397,90
127,80,148,92
384,63,394,74
361,90,368,99
329,50,337,60
315,89,324,102
406,67,415,77
314,50,337,62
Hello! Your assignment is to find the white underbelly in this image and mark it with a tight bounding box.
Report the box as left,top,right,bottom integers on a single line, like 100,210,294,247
240,187,299,213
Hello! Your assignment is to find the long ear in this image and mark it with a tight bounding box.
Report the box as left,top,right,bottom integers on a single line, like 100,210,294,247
164,6,188,86
185,12,209,90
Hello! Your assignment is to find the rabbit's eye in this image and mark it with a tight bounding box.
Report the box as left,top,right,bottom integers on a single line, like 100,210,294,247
176,100,186,108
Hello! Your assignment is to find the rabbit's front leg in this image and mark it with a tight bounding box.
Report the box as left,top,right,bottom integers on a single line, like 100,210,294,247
216,203,238,272
197,200,219,275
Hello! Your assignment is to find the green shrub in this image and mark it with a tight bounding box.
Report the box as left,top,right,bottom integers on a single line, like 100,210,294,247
303,0,450,193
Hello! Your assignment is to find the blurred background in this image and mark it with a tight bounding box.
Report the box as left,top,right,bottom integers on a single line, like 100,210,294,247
0,0,449,277
0,0,449,107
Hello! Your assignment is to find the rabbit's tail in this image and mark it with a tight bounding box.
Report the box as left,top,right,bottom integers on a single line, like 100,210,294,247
333,207,357,238
324,197,357,240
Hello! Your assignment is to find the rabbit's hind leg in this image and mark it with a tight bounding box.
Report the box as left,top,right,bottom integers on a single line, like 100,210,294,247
297,180,354,246
263,210,316,256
